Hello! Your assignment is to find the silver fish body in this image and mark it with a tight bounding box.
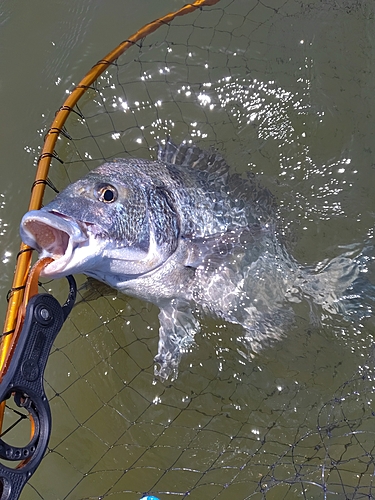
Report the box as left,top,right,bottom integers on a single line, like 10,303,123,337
20,142,359,380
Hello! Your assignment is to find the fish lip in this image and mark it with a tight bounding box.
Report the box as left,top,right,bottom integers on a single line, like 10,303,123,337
20,209,89,277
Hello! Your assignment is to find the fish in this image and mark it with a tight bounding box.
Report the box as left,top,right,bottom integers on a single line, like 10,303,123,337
20,141,364,380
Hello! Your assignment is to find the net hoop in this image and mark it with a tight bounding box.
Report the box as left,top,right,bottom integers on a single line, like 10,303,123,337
0,0,221,424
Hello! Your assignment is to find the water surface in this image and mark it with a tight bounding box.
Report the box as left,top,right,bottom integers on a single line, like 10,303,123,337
1,1,375,499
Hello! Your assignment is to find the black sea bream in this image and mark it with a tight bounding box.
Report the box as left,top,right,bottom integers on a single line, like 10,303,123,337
20,142,362,380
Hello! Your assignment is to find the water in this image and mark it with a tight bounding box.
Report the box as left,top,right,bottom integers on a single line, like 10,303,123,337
1,0,375,499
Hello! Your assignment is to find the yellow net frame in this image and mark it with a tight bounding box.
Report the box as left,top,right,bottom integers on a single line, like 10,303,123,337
0,0,220,428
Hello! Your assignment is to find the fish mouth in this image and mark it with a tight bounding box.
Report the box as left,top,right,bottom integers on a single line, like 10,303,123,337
20,210,90,277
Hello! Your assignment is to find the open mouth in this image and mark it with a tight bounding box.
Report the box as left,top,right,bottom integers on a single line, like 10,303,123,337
20,210,89,277
22,217,70,258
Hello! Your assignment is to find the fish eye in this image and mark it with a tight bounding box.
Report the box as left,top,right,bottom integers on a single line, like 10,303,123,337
97,184,118,203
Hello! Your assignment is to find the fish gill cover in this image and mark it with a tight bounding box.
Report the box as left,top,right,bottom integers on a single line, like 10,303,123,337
6,0,375,498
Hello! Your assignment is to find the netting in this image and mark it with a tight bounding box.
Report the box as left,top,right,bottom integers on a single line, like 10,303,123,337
4,0,375,498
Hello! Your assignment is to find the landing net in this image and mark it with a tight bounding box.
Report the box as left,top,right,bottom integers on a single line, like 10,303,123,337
3,0,375,499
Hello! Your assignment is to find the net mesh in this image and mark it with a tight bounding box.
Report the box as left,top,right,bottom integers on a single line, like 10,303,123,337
10,0,375,498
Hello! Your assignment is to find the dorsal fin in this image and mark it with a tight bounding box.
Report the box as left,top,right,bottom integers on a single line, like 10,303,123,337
158,140,229,178
158,139,277,226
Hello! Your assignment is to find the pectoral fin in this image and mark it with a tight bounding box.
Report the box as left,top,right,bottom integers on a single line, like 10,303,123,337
183,225,264,269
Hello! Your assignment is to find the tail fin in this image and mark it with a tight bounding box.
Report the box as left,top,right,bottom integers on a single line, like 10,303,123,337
300,243,375,320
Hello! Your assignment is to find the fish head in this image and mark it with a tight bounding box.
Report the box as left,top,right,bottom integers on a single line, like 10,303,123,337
20,159,180,285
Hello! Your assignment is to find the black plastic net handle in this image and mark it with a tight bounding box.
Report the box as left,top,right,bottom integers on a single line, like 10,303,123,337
0,275,76,500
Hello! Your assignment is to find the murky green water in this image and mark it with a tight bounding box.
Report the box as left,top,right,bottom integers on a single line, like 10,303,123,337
1,1,375,499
